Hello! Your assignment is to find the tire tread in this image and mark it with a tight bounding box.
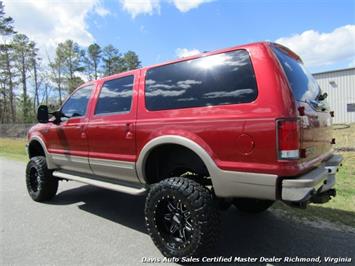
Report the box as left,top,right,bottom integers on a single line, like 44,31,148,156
145,177,220,258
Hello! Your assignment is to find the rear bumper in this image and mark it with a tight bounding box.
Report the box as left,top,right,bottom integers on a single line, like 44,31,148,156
281,154,343,203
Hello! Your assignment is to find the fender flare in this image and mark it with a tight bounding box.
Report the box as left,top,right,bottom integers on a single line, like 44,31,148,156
28,136,56,169
136,135,218,184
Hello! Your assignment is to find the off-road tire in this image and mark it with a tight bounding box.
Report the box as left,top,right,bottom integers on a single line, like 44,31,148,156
26,156,58,202
233,198,274,213
145,177,220,258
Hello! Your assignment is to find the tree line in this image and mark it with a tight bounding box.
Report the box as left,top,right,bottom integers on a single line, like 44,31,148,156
0,1,141,124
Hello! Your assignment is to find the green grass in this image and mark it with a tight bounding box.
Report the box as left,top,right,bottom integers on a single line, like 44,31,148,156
333,123,355,149
0,124,354,227
0,137,27,161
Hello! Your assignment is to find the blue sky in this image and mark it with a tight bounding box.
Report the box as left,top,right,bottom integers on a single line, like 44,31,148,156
4,0,355,73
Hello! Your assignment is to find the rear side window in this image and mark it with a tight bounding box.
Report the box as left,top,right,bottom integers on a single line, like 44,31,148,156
95,75,134,115
145,50,257,111
272,47,320,102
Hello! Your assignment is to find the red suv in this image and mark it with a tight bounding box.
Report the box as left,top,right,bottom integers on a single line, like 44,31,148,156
26,42,342,258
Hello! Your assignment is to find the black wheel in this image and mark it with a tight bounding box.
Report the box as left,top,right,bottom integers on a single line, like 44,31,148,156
145,177,220,258
26,156,58,202
233,198,274,213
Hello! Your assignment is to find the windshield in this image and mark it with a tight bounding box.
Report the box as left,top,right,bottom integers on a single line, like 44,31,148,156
273,47,320,102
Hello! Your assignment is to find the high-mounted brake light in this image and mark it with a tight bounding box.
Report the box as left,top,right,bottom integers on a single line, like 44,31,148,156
277,119,300,160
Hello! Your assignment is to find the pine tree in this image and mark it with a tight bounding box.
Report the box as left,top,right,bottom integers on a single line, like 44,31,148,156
0,1,16,122
123,51,141,71
0,1,15,36
29,41,40,111
49,48,66,105
85,43,102,80
102,44,123,76
57,40,85,93
12,33,32,122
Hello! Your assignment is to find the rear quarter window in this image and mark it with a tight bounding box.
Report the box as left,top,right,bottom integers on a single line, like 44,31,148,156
145,50,258,111
272,46,320,102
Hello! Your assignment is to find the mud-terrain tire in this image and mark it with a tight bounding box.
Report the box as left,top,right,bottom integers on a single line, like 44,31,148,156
26,156,58,202
145,177,220,258
233,198,274,213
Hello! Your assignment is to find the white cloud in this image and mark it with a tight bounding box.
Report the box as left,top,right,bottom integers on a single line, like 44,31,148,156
94,5,111,16
175,48,201,58
204,89,254,98
2,0,110,60
172,0,212,12
120,0,160,18
276,25,355,67
119,0,211,17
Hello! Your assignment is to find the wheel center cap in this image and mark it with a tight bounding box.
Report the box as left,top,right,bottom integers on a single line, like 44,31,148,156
172,213,182,226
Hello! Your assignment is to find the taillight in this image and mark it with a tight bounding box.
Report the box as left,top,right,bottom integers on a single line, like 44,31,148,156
277,119,300,160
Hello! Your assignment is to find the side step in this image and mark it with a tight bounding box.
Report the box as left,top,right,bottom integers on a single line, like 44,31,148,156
53,171,147,195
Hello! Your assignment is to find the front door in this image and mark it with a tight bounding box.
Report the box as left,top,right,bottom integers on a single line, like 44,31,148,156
47,84,94,174
87,72,138,183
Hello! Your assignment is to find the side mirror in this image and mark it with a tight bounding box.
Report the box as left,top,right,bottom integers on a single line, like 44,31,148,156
37,105,49,123
51,110,65,123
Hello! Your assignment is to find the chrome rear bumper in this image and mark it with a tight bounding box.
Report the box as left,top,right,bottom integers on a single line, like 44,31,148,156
281,154,343,203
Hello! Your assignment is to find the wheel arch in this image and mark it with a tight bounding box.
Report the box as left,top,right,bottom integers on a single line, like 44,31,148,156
28,136,56,169
136,135,218,185
28,139,45,158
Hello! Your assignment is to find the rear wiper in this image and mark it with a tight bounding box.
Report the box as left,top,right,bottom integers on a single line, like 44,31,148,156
317,92,328,101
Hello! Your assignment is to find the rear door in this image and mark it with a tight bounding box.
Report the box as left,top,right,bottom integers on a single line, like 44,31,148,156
87,72,139,183
272,45,333,164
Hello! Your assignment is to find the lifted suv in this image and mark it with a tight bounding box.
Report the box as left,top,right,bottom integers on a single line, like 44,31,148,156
26,42,342,258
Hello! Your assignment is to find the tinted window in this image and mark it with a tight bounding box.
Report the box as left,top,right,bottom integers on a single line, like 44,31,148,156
145,50,257,111
273,47,320,102
95,76,134,115
61,85,93,118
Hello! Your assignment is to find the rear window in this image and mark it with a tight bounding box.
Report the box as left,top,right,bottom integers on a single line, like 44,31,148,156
273,47,320,102
145,50,257,111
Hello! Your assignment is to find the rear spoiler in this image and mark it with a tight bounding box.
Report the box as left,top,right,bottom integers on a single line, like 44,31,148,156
269,42,303,64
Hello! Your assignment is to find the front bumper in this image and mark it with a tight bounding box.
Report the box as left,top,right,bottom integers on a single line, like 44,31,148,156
281,154,343,203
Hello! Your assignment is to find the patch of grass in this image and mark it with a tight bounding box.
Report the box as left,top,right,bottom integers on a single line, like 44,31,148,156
0,138,27,161
333,123,355,149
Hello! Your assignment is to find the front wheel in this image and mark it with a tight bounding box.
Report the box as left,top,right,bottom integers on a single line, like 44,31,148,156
26,156,58,202
145,177,220,258
233,198,274,213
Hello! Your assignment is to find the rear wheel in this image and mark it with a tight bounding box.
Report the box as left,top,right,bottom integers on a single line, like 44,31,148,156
145,177,220,258
233,198,274,213
26,156,58,202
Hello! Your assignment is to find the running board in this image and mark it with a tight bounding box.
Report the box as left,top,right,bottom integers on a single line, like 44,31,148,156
53,171,147,195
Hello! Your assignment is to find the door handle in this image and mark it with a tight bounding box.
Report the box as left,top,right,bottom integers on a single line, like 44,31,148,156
79,124,86,138
125,123,134,139
126,131,133,139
